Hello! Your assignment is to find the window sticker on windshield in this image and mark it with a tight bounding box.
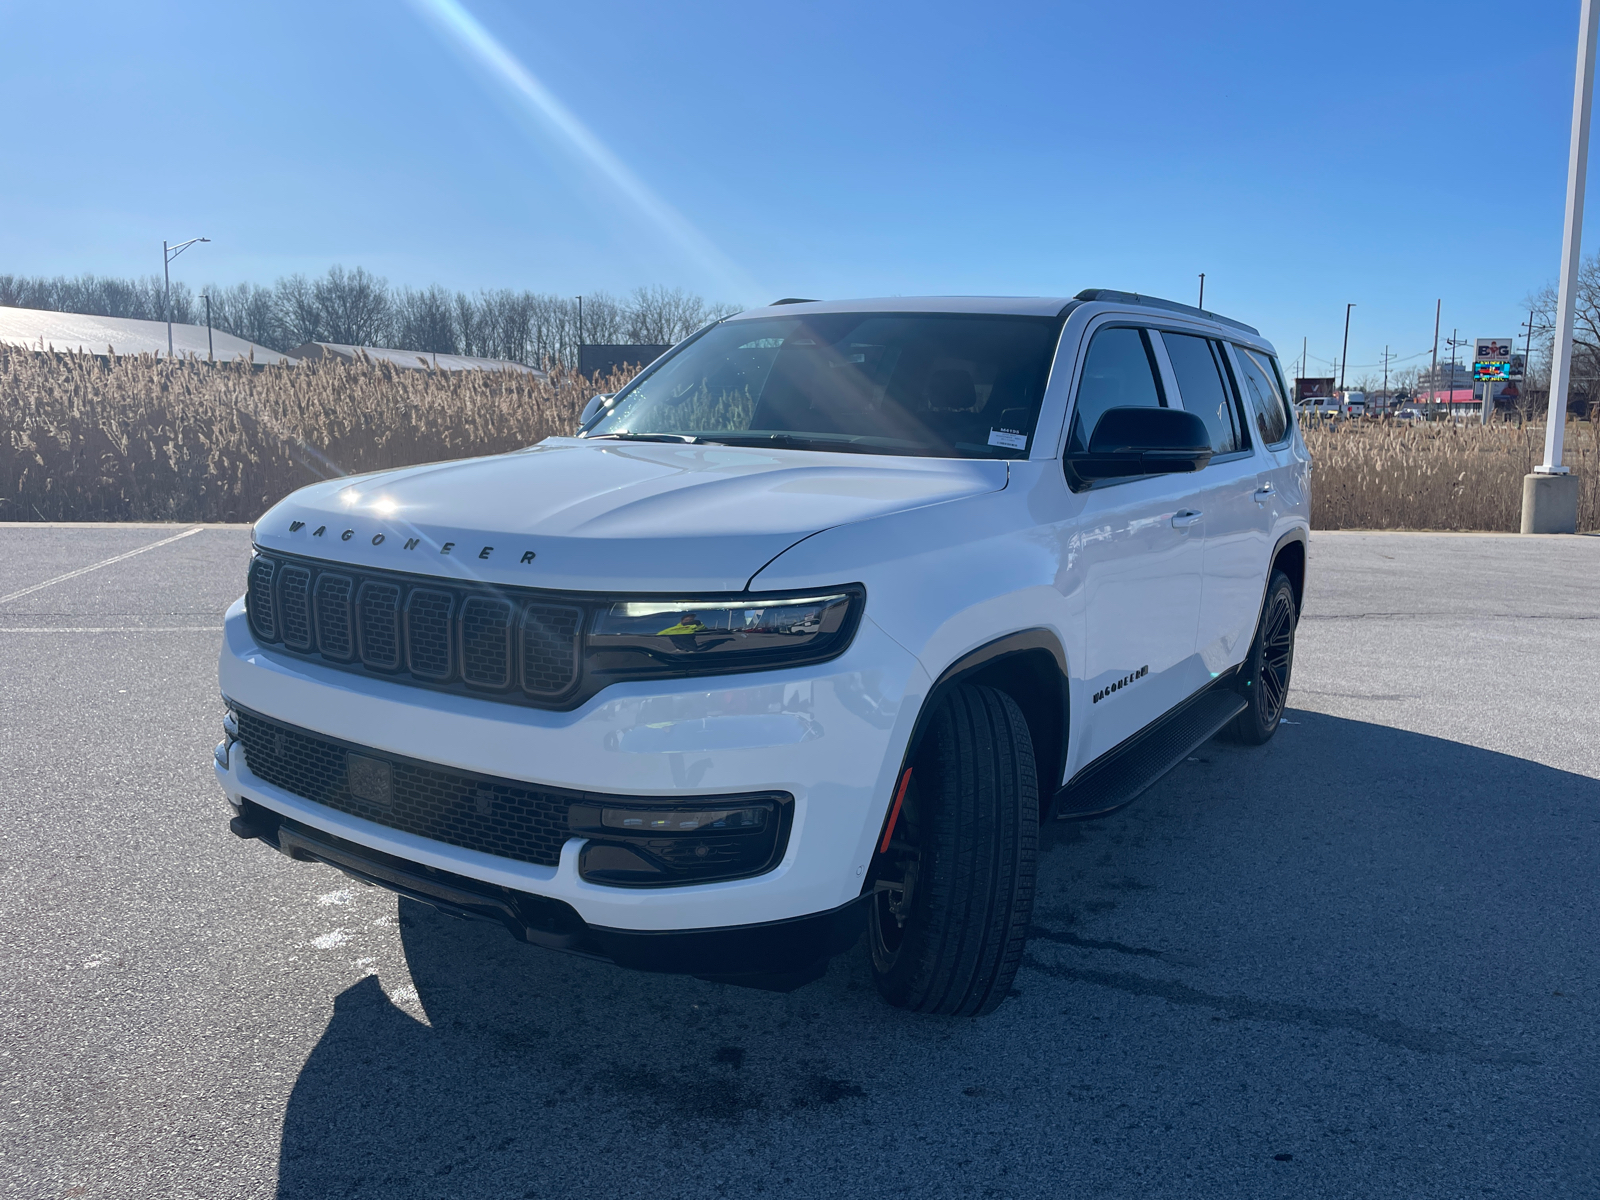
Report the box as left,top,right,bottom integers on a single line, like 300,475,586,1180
988,429,1028,450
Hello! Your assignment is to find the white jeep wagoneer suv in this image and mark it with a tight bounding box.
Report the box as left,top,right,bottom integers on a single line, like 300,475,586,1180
216,290,1309,1016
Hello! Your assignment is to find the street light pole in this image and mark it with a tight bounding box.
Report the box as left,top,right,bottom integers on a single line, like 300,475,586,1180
163,236,210,358
1524,0,1597,533
1339,303,1355,394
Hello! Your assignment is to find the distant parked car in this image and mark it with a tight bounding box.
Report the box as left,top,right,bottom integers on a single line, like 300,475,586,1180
1393,407,1423,424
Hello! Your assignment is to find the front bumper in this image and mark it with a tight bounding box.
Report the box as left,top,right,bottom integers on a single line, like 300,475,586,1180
230,801,868,982
215,596,928,934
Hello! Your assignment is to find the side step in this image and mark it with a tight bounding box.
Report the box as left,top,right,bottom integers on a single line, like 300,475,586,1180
1053,686,1247,820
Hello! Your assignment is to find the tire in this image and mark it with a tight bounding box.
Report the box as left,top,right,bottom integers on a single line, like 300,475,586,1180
868,683,1038,1017
1225,569,1298,745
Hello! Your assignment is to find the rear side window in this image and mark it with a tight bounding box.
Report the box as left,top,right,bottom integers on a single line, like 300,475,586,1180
1068,327,1165,453
1233,347,1291,445
1163,332,1243,456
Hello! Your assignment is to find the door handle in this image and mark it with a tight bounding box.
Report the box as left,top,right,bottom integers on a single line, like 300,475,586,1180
1253,483,1274,504
1171,510,1202,529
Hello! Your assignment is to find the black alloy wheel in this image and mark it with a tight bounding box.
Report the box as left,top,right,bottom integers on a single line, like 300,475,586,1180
868,683,1037,1017
1226,569,1298,745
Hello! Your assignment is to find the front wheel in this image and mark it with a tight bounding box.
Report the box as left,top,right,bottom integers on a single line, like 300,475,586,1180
868,683,1037,1017
1226,569,1298,745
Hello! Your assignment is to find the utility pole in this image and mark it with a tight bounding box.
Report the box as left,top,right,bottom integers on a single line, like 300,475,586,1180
1197,274,1205,309
203,292,214,363
1301,336,1307,399
163,236,209,357
1445,329,1468,421
575,295,583,372
1382,345,1390,408
1429,299,1441,414
1339,303,1355,393
1525,0,1596,532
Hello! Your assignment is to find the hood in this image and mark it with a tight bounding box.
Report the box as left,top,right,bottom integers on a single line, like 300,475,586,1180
252,437,1008,592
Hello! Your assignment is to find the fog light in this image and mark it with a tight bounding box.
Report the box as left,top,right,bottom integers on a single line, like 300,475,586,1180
214,740,231,769
600,805,768,833
569,794,792,888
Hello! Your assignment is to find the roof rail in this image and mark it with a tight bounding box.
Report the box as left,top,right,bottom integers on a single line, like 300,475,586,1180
769,297,819,305
1073,289,1260,336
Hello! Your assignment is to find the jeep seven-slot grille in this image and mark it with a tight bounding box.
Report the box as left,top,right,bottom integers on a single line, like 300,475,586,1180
246,552,582,706
235,709,571,866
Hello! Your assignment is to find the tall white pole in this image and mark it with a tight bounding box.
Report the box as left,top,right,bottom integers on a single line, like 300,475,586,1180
1541,0,1600,474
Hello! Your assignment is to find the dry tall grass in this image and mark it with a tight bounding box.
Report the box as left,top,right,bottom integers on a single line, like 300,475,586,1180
1,349,619,522
1302,417,1600,532
3,347,1597,530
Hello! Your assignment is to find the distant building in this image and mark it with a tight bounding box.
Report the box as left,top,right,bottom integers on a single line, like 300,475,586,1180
290,342,543,375
579,344,670,378
0,305,295,364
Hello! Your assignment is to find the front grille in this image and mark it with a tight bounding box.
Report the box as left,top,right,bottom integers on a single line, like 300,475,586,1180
236,709,572,867
278,566,313,651
522,605,582,695
246,551,583,708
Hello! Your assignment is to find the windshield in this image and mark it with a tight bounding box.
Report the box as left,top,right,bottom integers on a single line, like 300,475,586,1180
583,312,1063,458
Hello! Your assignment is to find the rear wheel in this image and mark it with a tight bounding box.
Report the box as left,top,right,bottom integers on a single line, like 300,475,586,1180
1226,569,1297,745
868,683,1037,1017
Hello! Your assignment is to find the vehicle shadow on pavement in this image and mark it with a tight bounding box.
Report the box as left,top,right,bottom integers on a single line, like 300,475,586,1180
274,709,1600,1200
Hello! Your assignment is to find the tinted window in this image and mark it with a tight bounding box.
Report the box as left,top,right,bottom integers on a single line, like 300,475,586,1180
587,313,1061,459
1234,347,1291,444
1068,326,1165,453
1163,332,1241,455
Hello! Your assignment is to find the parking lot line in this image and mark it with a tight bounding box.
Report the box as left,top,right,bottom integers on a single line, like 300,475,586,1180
0,526,204,604
0,626,225,633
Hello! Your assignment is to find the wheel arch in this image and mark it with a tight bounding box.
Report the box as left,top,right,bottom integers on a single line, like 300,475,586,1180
893,629,1069,829
1270,529,1308,615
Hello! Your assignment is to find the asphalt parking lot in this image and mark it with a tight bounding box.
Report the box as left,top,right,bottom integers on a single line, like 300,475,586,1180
2,524,1598,1200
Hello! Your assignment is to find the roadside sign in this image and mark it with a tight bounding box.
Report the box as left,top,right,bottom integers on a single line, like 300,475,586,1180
1472,337,1516,387
1295,377,1335,402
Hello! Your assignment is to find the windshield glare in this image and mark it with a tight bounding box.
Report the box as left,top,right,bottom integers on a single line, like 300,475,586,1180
584,313,1062,458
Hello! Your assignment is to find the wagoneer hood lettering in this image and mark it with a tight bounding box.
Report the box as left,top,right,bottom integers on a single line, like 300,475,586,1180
252,437,1008,592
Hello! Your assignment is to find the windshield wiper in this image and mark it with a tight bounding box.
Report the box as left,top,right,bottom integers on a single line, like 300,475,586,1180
584,432,700,444
699,433,931,456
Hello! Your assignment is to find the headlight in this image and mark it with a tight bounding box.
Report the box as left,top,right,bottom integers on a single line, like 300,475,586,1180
584,587,863,681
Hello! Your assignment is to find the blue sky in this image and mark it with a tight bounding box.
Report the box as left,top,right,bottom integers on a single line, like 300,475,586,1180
1,0,1588,383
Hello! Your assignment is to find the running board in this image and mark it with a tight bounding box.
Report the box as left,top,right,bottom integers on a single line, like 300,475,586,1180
1052,686,1247,820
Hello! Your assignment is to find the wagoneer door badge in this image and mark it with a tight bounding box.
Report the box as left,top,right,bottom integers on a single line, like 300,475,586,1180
1093,666,1148,704
284,520,536,563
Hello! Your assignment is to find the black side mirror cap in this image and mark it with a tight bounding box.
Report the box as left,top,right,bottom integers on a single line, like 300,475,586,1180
1066,406,1214,482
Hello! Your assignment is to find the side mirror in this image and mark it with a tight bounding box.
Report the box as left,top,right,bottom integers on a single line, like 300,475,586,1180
1066,406,1213,482
579,393,614,427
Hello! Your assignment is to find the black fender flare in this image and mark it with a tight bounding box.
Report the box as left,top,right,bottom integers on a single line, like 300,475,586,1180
864,628,1069,888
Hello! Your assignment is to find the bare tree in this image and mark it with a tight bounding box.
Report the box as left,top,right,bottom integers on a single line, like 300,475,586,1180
206,282,280,350
312,266,392,347
272,275,323,347
395,285,457,355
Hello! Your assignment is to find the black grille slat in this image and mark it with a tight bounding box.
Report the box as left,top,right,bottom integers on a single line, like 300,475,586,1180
277,566,314,651
405,589,455,681
313,574,354,661
235,710,569,867
247,556,277,642
460,596,513,690
357,582,402,671
521,604,582,696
